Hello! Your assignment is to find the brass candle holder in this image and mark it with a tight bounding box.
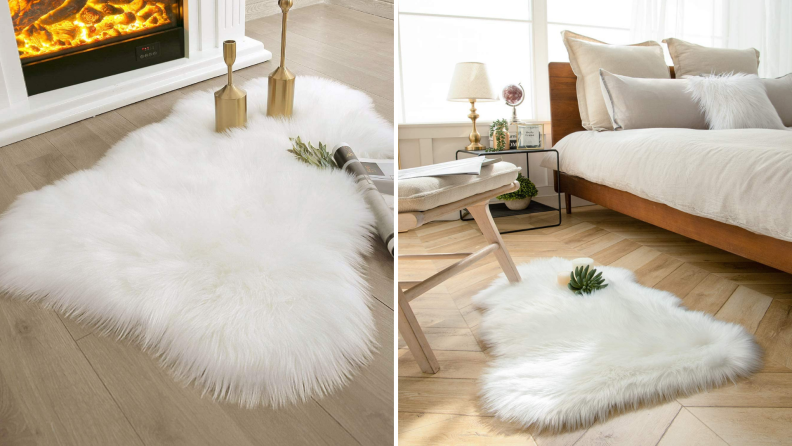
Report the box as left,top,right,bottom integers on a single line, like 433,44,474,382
267,0,296,118
214,40,247,132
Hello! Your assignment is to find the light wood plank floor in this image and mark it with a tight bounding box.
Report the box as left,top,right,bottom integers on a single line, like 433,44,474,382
0,4,393,445
398,206,792,446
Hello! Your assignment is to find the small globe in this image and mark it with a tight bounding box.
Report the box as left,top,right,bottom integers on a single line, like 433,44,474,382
502,84,524,106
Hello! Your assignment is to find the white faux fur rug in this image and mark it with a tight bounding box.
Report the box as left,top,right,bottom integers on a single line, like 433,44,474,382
472,258,762,431
0,76,393,407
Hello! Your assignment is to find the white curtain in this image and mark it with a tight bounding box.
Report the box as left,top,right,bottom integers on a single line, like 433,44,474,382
631,0,792,78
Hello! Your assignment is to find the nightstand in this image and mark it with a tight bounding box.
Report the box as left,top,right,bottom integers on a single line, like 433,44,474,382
455,148,562,234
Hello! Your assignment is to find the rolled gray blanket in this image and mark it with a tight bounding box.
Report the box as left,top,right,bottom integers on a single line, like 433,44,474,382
333,143,394,257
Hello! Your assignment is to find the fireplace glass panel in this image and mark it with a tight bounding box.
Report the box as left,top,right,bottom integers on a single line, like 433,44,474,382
9,0,181,63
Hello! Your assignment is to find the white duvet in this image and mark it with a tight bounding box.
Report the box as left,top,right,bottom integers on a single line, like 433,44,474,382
541,128,792,242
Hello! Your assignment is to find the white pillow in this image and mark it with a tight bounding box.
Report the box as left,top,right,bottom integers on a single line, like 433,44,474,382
599,69,707,130
685,73,785,130
762,73,792,127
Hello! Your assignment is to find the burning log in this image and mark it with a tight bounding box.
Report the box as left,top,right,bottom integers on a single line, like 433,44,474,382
10,0,67,32
137,3,162,20
50,21,78,40
145,15,158,25
21,23,54,45
38,0,90,27
128,0,145,13
100,3,123,14
115,11,136,24
79,6,105,24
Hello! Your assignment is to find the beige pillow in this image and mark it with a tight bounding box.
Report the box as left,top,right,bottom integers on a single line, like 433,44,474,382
762,73,792,127
562,30,670,131
663,38,760,77
599,69,707,130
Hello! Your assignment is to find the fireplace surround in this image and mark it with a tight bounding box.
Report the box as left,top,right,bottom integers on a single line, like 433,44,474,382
0,0,271,146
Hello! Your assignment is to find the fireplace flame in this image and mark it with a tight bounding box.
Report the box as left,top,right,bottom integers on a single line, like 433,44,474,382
9,0,176,60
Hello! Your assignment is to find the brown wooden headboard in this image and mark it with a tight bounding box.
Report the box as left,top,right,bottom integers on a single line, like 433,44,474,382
549,63,676,144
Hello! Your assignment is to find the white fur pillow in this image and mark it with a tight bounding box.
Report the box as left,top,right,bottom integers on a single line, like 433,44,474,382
686,73,785,130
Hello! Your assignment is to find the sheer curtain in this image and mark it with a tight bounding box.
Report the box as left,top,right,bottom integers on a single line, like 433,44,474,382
631,0,792,78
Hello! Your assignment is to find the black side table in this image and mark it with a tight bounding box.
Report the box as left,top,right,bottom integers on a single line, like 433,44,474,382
456,149,561,234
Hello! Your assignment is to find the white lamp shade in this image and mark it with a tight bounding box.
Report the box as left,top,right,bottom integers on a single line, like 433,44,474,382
447,62,499,102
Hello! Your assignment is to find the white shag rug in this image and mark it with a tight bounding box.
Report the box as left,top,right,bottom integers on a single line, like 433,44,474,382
0,76,393,407
472,258,762,432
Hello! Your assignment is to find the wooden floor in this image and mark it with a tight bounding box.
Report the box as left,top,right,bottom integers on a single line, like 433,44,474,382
0,4,393,446
398,206,792,445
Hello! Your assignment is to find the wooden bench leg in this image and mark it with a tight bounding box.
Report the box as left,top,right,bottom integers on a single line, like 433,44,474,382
565,193,572,214
467,202,522,283
398,286,440,374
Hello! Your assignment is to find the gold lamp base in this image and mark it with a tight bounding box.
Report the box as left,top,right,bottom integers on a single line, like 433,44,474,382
215,40,247,132
267,66,295,118
465,99,484,151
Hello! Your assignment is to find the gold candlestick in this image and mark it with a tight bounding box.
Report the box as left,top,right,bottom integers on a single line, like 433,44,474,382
267,0,296,118
214,40,247,132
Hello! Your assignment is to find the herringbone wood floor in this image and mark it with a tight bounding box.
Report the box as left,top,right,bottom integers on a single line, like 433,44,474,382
398,206,792,446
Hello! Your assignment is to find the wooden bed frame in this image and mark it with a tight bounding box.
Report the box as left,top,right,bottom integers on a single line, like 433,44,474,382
548,62,792,274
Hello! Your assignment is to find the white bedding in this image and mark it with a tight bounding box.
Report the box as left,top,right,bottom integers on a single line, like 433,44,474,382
541,128,792,242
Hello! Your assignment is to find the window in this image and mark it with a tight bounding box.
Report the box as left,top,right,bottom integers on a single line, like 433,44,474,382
547,0,633,62
397,1,534,124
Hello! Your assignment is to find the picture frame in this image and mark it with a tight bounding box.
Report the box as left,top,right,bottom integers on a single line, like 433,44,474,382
517,124,543,149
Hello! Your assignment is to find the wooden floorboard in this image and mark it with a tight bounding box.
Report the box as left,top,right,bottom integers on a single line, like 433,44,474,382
0,4,393,445
399,205,792,445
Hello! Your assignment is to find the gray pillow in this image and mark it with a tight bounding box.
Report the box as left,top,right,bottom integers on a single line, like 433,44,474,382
599,69,707,130
762,73,792,127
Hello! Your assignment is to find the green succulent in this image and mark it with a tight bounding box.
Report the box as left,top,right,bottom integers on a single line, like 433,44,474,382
568,265,608,295
288,137,337,170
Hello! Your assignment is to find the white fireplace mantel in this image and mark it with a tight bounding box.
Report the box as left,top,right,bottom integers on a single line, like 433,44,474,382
0,0,271,147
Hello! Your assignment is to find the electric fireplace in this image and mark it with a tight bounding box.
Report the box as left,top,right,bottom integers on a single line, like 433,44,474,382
9,0,185,94
0,0,270,147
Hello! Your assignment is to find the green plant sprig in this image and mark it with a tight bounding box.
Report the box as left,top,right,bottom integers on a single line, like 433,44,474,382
288,137,338,170
497,174,538,201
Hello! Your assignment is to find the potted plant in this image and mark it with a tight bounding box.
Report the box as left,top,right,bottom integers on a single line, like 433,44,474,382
498,174,538,210
488,119,510,151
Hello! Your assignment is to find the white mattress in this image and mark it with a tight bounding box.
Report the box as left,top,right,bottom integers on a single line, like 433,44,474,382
541,128,792,242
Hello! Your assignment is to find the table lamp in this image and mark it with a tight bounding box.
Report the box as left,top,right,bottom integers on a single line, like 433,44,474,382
447,62,498,151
